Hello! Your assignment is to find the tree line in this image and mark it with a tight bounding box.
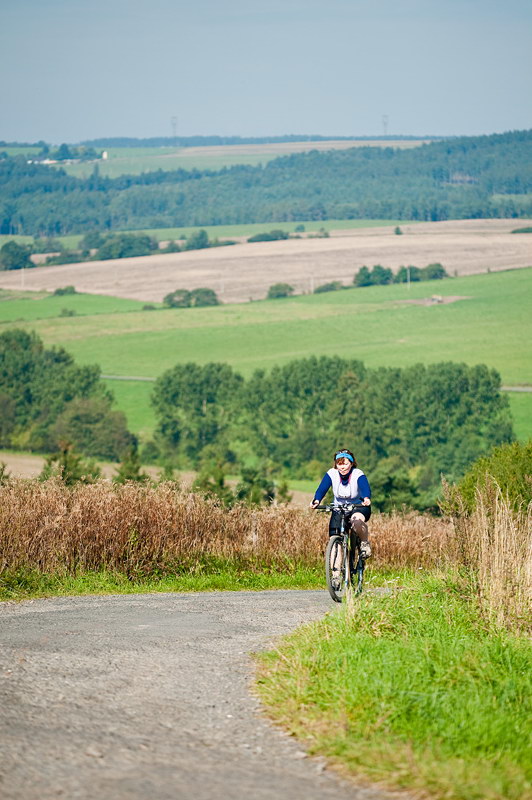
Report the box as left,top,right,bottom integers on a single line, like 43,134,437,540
149,356,514,511
1,130,531,236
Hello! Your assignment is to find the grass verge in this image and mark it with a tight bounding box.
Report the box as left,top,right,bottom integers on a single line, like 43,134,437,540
255,571,532,800
0,564,323,601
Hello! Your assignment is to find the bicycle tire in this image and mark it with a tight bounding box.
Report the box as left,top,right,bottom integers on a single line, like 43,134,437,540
352,547,365,595
325,535,348,603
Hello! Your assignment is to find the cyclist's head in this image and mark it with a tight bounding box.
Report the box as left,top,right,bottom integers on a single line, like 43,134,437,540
334,449,357,468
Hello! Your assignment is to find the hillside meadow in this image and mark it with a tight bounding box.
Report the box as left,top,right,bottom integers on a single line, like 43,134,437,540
58,139,429,179
1,268,531,442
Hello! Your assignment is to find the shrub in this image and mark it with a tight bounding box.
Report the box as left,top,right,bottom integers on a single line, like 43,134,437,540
0,241,33,271
45,252,84,266
79,231,107,250
353,266,372,287
160,241,181,253
184,229,210,250
95,233,157,260
113,446,150,484
421,262,448,280
51,396,135,461
248,230,289,243
39,443,101,486
446,440,532,515
394,265,422,283
369,264,393,285
267,282,294,299
53,286,77,296
189,287,220,307
314,281,344,294
163,289,191,308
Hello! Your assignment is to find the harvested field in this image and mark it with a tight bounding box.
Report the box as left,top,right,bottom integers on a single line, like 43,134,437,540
1,219,530,305
145,138,431,158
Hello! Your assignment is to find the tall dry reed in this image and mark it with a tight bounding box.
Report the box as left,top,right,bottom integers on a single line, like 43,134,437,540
0,479,452,578
451,484,531,631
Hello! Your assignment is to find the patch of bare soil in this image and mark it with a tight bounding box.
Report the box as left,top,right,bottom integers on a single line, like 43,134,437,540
396,294,470,306
0,219,530,305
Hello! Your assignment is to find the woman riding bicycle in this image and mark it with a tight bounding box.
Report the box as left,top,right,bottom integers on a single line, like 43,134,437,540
310,448,372,558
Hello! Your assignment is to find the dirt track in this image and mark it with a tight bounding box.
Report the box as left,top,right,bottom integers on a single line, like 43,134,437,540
0,220,530,305
0,591,395,800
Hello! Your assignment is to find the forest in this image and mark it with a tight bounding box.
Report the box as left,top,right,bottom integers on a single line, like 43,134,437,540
1,130,531,236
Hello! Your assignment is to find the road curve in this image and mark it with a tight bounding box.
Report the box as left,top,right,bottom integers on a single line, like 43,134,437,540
0,590,392,800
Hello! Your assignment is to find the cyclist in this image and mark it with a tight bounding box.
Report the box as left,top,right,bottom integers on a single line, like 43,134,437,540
310,448,372,558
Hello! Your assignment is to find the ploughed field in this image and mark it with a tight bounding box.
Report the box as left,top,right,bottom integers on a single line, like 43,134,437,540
0,219,530,305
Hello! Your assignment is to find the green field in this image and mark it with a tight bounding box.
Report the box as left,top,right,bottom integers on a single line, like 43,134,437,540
0,290,152,323
0,218,407,251
60,147,275,178
1,269,531,441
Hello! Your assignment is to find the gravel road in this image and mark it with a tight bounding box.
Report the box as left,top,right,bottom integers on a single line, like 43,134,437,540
0,590,393,800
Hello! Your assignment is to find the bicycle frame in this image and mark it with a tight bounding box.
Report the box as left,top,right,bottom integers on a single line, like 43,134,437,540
316,503,366,601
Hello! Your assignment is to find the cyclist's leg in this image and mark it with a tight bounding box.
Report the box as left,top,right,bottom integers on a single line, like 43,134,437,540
350,508,371,558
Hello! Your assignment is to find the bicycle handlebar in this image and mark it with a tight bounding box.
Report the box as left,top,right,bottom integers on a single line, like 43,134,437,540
314,503,367,512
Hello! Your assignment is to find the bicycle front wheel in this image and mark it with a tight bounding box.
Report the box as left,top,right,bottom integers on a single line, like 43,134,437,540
325,535,348,603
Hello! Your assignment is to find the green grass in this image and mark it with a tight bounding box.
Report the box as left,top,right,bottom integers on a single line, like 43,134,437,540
507,394,532,443
9,269,530,382
61,150,275,178
256,571,532,800
0,218,405,250
103,378,157,439
2,269,531,441
0,289,154,323
0,564,323,601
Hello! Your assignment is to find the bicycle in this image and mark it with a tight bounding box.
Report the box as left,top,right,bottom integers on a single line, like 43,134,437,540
315,503,367,603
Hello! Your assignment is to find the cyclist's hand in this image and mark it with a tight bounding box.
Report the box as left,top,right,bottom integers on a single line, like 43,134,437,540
362,497,371,506
310,499,320,508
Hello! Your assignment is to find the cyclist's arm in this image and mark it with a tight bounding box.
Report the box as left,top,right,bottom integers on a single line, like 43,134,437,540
358,474,371,505
310,473,332,507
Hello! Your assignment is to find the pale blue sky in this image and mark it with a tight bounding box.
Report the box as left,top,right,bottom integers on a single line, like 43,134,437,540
1,0,531,143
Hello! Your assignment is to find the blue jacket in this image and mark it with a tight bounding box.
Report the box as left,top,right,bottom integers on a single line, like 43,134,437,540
314,467,371,505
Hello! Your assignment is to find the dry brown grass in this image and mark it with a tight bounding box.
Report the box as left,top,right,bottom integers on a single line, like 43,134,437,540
451,485,532,631
0,479,452,578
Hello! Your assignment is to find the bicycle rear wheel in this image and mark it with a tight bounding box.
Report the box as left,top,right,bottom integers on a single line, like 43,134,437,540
325,535,348,603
